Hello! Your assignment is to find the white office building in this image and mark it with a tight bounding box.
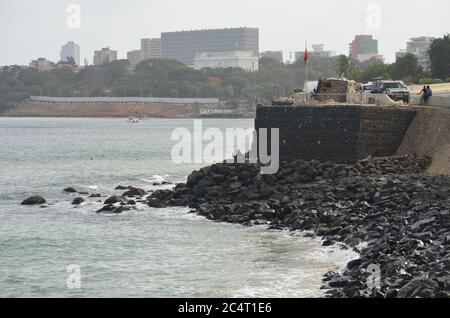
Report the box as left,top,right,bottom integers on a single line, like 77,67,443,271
60,41,80,65
93,47,117,66
193,51,259,72
310,44,336,58
141,38,161,60
406,37,435,71
127,50,142,72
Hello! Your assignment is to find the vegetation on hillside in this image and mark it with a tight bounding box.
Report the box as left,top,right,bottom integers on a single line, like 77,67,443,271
1,34,449,111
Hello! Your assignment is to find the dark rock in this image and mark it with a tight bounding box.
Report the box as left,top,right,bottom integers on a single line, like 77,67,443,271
144,155,450,298
122,187,146,197
187,170,205,188
63,187,77,193
96,205,132,214
104,195,127,205
347,259,364,270
72,197,85,205
21,196,46,205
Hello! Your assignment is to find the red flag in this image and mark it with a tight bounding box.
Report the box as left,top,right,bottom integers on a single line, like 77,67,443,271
304,47,309,63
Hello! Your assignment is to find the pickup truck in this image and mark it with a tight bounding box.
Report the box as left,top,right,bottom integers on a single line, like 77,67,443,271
371,80,410,103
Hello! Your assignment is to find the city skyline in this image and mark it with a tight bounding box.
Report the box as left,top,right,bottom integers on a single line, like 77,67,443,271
1,0,449,66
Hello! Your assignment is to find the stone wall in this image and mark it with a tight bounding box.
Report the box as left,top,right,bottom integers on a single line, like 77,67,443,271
255,105,417,163
398,107,450,175
410,95,450,108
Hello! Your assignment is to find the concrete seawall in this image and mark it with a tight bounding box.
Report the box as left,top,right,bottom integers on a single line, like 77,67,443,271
255,104,450,174
255,105,416,163
410,95,450,108
398,107,450,175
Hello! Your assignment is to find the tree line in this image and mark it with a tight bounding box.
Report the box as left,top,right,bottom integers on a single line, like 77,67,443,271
1,34,449,111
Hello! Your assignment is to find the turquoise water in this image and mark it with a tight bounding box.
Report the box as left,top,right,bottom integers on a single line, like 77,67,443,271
0,117,355,297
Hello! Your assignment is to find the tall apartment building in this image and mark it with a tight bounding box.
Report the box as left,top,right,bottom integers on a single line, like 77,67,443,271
193,51,259,72
349,35,383,62
60,41,80,66
406,37,435,71
93,47,117,66
260,51,283,63
161,27,259,66
141,38,161,60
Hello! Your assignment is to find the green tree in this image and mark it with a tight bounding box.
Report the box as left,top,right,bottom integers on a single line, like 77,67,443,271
429,34,450,79
357,62,390,82
389,53,422,83
336,55,350,77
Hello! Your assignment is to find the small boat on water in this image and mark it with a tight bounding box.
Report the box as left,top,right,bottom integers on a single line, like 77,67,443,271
127,117,139,123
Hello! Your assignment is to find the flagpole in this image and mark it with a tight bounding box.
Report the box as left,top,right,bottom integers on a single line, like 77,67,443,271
305,41,308,97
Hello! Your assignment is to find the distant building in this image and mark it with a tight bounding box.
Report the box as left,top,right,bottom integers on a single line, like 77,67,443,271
260,51,283,63
60,41,80,66
309,44,336,58
193,51,259,72
29,58,54,72
93,47,117,66
406,37,435,71
141,38,161,60
349,35,380,62
127,50,142,72
395,49,408,61
295,44,335,60
355,53,384,63
161,27,259,66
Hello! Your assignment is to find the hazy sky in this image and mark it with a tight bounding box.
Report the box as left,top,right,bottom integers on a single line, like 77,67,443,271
1,0,449,65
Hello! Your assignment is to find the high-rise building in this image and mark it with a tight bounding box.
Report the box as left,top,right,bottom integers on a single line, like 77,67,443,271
349,35,382,62
93,47,117,66
161,27,259,66
60,41,80,66
127,50,143,72
260,51,283,63
141,38,161,60
193,51,259,72
406,37,435,71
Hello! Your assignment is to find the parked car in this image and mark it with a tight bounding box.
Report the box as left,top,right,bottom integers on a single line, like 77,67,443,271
371,80,410,103
357,82,373,92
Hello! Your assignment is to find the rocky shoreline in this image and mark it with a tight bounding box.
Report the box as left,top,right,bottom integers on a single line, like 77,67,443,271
20,155,450,298
145,155,450,298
